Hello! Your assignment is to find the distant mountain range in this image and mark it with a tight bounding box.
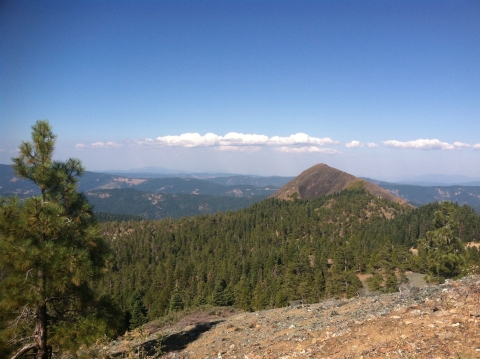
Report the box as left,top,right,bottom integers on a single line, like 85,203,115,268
398,174,480,186
104,168,480,186
364,178,480,212
0,164,286,197
104,166,187,175
0,164,289,219
2,163,480,217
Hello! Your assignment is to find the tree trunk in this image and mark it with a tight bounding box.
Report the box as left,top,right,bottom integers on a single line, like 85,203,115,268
35,304,48,359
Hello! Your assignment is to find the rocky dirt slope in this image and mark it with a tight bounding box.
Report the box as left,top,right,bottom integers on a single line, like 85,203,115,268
109,276,480,359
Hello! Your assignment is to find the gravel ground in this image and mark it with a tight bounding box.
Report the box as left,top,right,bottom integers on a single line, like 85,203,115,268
108,276,480,359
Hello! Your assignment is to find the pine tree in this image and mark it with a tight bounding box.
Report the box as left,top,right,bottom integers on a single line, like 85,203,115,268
192,294,207,307
211,279,229,306
234,276,252,311
366,273,384,292
383,271,399,293
130,291,148,329
168,289,184,313
0,121,116,359
418,201,467,283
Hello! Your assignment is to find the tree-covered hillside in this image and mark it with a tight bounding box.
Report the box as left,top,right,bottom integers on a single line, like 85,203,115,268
96,189,480,328
204,175,294,187
86,188,265,220
134,177,277,197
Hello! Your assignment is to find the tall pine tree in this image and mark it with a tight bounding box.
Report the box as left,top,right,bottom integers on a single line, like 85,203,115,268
0,121,117,359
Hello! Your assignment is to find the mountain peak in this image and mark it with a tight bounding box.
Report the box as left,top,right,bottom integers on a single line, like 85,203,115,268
270,163,411,206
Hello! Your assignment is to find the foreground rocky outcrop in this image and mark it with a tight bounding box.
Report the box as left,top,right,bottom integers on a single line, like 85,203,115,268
170,277,480,358
106,276,480,358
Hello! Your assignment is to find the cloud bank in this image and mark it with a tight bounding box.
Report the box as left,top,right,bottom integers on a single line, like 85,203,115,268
150,132,339,148
76,133,341,153
75,133,480,154
383,139,480,150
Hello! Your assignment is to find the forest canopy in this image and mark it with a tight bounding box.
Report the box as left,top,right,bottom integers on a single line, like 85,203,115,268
96,190,480,326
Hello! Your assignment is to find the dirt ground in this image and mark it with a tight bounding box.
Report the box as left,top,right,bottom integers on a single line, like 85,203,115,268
162,276,480,359
108,275,480,359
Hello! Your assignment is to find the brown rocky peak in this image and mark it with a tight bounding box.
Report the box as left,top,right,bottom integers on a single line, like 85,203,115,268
270,163,411,206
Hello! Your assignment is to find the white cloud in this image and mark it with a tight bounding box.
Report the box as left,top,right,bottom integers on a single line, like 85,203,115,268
155,133,222,147
216,145,262,152
90,141,123,148
223,132,269,146
81,133,480,155
453,142,471,148
150,132,339,148
79,133,341,152
132,138,157,146
268,133,339,146
276,146,340,154
383,139,480,150
345,140,363,148
382,139,456,150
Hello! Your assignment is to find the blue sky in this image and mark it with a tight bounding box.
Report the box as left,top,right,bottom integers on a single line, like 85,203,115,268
1,0,479,180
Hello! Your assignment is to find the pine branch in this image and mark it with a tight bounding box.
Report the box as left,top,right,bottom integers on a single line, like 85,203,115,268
10,343,37,359
9,305,35,328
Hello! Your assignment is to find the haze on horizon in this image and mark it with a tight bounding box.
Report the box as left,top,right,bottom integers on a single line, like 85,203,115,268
1,0,479,182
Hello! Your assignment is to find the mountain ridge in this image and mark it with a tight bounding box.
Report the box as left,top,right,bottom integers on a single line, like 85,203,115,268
399,173,480,186
270,163,411,207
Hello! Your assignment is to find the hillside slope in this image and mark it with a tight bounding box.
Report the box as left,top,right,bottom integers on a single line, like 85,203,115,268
173,276,480,358
104,275,480,358
270,164,411,207
86,188,263,219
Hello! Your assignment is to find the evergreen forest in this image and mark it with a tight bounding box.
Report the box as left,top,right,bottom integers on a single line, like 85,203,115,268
95,189,480,329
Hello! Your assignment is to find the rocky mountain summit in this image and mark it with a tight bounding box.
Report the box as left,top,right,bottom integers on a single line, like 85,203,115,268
107,276,480,358
270,164,411,207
